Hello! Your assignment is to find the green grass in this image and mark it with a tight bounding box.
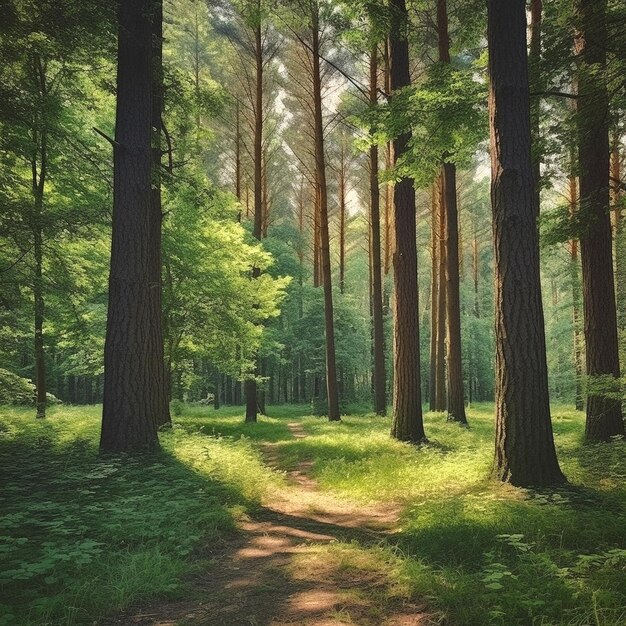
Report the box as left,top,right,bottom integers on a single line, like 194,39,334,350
0,404,282,625
1,402,625,625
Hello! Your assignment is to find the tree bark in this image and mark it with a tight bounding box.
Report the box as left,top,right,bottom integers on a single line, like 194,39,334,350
310,3,340,422
369,45,387,416
429,181,439,411
151,0,171,430
574,0,624,441
435,179,447,411
389,0,426,443
436,0,466,423
339,139,347,294
569,175,584,412
529,0,543,216
245,19,264,423
443,162,467,423
488,0,565,485
100,0,161,453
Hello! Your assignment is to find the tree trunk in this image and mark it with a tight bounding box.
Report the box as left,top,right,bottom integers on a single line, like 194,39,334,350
435,180,447,411
488,0,565,485
100,0,161,453
429,182,439,411
575,0,624,441
529,0,543,216
31,55,48,420
245,20,264,423
339,140,347,295
389,0,426,443
151,0,171,429
311,3,340,422
436,0,466,423
369,45,387,416
443,162,467,423
611,138,625,333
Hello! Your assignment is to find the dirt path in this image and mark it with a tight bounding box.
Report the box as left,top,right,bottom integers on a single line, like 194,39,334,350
111,422,428,626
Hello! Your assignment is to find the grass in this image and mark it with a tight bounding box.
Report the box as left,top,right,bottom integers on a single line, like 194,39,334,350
1,402,625,625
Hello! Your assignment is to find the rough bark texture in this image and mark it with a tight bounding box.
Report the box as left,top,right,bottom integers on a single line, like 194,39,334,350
312,4,340,422
151,0,171,429
529,0,543,216
369,46,387,416
575,0,624,441
389,0,426,443
488,0,565,486
100,0,160,453
442,163,466,423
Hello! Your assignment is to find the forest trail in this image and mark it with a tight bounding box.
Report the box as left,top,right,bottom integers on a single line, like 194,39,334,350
110,421,429,626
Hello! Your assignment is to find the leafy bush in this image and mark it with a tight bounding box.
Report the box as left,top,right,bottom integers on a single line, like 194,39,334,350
0,369,35,405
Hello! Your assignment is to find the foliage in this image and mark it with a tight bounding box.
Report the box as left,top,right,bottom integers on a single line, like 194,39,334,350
0,370,35,405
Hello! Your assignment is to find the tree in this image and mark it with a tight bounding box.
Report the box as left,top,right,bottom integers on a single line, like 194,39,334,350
369,44,387,416
100,0,161,452
574,0,624,441
389,0,426,443
436,0,466,425
488,0,565,486
151,0,172,429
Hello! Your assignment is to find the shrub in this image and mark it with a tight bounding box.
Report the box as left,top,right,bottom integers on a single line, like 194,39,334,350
0,369,35,405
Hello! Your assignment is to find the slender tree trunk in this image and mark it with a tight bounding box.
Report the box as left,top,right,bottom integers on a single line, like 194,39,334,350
429,182,439,411
611,138,625,333
235,102,242,221
31,56,48,420
389,0,426,443
311,4,340,422
443,162,467,423
151,0,171,429
436,0,466,423
488,0,565,485
339,140,346,294
575,0,624,441
369,45,387,416
435,179,447,411
245,20,264,423
101,0,160,452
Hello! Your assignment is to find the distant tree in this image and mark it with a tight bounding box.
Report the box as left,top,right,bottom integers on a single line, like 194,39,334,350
488,0,565,485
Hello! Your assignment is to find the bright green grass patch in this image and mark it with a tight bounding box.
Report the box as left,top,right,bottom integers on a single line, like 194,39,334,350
254,403,626,625
0,405,282,625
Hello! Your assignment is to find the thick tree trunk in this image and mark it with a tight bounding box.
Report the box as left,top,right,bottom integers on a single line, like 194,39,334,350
570,179,585,413
369,46,387,416
245,21,264,423
575,0,624,441
488,0,565,485
311,4,340,422
100,0,160,453
151,0,171,429
389,0,426,443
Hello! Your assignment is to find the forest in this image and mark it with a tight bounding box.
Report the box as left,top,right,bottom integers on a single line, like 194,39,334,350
1,0,626,624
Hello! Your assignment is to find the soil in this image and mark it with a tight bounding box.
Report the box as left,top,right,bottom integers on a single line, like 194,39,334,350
106,422,430,626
